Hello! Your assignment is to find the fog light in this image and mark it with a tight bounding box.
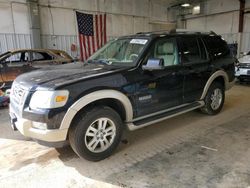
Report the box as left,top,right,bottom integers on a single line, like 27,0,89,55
32,122,47,130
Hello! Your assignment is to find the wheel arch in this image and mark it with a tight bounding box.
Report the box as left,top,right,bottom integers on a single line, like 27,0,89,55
200,70,229,100
60,90,133,130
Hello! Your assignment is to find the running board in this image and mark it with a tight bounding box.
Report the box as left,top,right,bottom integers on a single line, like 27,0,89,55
127,101,205,131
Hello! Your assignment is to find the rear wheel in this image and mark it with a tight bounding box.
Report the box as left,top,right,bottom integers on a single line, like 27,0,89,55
201,82,225,115
69,106,123,161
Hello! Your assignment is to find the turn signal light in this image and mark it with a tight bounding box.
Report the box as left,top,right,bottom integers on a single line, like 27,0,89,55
56,95,67,102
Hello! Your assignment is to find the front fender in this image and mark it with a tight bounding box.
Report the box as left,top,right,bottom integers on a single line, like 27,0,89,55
59,89,133,130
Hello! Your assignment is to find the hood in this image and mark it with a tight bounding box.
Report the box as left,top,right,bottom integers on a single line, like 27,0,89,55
15,62,127,89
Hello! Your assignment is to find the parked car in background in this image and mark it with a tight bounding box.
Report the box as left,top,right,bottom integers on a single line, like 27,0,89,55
235,51,250,82
0,89,9,107
0,49,73,90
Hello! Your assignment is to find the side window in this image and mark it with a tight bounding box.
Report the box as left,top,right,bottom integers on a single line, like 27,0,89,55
32,52,53,61
145,38,179,67
197,38,207,60
203,36,230,58
5,52,31,67
5,53,22,63
180,37,207,64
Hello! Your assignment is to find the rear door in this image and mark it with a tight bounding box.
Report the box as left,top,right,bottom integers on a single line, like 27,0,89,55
179,36,210,103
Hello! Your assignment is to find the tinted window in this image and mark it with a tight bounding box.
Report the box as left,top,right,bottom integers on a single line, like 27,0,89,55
197,38,207,60
180,37,207,64
203,35,230,58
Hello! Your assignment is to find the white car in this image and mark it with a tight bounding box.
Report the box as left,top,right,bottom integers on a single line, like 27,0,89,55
235,52,250,82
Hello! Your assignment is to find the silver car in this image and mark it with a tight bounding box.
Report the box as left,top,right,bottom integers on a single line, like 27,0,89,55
235,51,250,82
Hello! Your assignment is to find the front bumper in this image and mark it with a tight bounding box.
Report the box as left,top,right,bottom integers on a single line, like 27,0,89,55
10,106,68,143
235,67,250,77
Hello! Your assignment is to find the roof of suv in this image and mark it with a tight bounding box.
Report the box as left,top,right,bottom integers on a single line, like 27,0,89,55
127,29,218,38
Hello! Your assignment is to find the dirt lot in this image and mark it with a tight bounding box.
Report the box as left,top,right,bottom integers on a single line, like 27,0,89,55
0,84,250,188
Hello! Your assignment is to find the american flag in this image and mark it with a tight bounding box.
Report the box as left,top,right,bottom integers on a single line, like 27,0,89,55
76,11,107,61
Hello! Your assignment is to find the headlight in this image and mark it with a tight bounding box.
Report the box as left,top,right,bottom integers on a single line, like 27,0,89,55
29,90,69,109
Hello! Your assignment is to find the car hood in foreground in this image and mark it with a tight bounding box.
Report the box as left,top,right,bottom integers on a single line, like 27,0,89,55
238,55,250,64
15,62,128,89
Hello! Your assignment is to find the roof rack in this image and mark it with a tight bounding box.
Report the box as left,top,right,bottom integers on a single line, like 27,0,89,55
136,30,170,35
170,29,217,35
136,29,217,36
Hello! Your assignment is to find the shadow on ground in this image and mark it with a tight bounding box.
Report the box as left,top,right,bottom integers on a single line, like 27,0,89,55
56,113,250,188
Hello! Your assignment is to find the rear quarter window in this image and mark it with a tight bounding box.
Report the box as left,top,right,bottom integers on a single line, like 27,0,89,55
202,35,230,58
179,36,208,64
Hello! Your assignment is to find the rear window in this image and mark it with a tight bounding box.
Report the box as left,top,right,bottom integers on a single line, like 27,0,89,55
202,35,230,58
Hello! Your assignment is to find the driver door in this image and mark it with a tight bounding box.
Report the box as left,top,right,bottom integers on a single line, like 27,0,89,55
136,37,185,117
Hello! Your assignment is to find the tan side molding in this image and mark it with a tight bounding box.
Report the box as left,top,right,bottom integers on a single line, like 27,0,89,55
200,70,230,100
60,90,133,130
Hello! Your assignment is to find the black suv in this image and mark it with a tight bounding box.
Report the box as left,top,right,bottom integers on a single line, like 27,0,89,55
9,30,235,161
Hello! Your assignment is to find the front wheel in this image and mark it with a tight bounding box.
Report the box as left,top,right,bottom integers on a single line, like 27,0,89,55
201,82,225,115
69,106,123,161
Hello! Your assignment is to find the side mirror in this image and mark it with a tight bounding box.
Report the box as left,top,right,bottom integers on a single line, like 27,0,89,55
142,58,164,71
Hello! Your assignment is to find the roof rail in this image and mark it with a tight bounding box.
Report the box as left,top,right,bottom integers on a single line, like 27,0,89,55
136,29,217,36
209,30,217,35
170,29,217,35
136,30,170,35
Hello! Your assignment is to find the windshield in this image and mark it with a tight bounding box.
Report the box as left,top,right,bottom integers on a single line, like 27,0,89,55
88,38,148,66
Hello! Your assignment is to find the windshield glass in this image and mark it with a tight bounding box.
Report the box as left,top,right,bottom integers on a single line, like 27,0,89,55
88,38,148,66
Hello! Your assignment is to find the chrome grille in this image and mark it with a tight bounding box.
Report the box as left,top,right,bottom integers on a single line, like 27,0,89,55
239,63,250,68
10,82,28,106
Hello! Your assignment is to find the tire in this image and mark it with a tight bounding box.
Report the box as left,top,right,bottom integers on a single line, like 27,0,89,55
69,106,123,161
201,82,225,115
